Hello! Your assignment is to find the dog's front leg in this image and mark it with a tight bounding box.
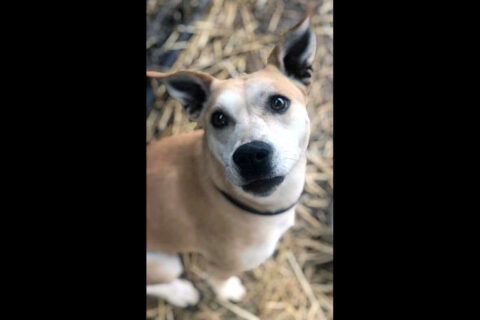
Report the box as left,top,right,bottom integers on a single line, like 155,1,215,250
146,252,200,307
205,262,246,302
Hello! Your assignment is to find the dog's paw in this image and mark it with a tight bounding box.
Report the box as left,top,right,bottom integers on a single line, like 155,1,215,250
212,276,246,302
147,279,200,307
167,279,200,307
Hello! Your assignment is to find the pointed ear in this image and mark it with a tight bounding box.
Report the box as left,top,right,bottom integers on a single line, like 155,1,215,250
146,70,215,120
267,14,316,86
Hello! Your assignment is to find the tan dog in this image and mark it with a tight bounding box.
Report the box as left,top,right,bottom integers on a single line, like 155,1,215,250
146,12,316,307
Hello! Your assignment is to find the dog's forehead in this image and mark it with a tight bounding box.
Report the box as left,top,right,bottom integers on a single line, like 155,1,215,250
210,67,306,107
210,78,243,107
215,85,243,107
244,67,306,104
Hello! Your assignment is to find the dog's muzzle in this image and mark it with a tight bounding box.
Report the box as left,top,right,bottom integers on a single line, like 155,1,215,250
232,141,284,195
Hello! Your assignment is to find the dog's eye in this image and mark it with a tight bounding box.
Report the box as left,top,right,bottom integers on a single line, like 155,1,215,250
211,111,229,128
270,95,290,113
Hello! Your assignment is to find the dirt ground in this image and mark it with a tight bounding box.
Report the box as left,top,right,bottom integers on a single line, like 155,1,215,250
146,0,333,319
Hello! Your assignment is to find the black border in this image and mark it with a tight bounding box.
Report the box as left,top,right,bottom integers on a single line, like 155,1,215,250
19,1,149,317
332,1,463,318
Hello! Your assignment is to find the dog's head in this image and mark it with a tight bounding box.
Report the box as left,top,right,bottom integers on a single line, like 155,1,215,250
148,15,315,197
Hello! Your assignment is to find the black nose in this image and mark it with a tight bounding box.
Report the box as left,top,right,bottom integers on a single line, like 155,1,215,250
233,141,273,180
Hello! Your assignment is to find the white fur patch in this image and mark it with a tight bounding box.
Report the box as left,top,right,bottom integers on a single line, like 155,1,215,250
215,89,242,115
206,89,245,168
239,209,295,270
209,276,246,302
147,279,200,307
147,252,182,280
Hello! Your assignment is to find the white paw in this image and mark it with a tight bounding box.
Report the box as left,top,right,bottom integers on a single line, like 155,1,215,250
212,276,246,302
147,279,200,307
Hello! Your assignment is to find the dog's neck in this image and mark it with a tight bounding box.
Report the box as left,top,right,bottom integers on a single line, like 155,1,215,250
200,132,306,213
214,186,302,216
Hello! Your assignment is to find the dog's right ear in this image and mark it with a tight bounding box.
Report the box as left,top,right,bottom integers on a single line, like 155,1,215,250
147,70,215,120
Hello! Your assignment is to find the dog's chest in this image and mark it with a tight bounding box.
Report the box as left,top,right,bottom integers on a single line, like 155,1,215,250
237,211,295,270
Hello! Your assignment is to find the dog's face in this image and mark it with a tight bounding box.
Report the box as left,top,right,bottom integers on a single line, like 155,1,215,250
151,16,315,196
203,67,310,196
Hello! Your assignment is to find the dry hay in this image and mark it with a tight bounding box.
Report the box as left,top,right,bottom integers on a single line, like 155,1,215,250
146,0,333,319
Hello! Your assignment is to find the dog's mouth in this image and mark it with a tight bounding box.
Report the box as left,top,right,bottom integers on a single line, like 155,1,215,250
242,176,285,196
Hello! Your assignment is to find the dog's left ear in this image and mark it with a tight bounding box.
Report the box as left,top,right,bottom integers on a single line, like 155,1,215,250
147,70,215,121
267,14,316,86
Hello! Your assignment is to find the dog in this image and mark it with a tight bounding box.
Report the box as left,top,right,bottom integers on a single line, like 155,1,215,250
146,11,316,307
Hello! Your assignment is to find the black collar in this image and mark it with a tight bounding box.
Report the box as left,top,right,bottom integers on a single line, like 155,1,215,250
214,185,301,216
